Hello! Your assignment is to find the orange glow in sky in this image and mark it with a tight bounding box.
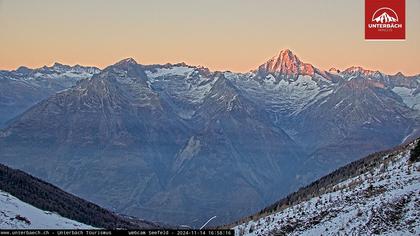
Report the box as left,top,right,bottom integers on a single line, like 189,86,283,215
0,0,419,75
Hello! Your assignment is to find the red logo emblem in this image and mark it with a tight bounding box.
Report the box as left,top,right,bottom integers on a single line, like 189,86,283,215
365,0,405,40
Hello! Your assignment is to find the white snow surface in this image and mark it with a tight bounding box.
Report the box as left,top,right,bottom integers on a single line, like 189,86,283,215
145,66,216,118
225,72,333,116
146,66,195,78
234,144,420,236
0,190,95,229
3,66,100,91
146,67,215,103
392,87,420,110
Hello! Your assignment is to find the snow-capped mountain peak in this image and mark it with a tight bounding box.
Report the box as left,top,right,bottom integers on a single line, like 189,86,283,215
15,66,32,74
277,49,299,64
52,62,66,68
343,66,374,75
395,72,405,77
115,57,138,66
340,66,390,83
256,49,315,77
328,67,340,74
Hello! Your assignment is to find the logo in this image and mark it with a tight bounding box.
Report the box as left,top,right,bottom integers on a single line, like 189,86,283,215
365,0,405,40
372,8,398,23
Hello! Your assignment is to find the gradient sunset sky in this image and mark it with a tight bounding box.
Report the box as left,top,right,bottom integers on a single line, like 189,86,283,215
1,0,419,75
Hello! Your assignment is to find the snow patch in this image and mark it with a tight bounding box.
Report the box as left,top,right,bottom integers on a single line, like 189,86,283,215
0,190,95,229
146,66,195,79
392,87,420,110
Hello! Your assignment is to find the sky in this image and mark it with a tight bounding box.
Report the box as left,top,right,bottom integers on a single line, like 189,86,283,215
0,0,419,75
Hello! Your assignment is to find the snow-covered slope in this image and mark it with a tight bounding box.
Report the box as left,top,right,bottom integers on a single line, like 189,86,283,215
233,141,420,235
0,190,94,229
145,64,216,119
226,72,333,117
392,86,420,111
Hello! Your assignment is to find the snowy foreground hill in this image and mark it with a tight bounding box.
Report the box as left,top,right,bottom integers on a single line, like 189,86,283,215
232,140,420,235
0,190,94,229
0,163,161,229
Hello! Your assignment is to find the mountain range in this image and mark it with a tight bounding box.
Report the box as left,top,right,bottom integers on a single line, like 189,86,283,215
0,63,99,128
0,49,419,227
